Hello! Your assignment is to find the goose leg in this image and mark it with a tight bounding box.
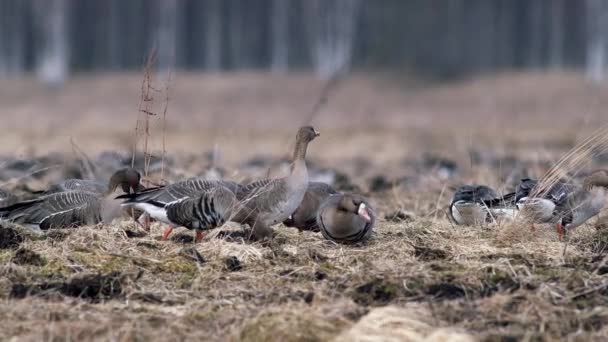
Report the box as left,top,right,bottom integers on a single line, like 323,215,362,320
250,221,273,241
136,212,151,232
556,223,564,241
195,231,204,243
161,226,174,241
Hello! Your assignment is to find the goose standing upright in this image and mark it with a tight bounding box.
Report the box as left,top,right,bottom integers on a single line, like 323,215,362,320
0,168,141,230
234,126,319,240
317,194,374,244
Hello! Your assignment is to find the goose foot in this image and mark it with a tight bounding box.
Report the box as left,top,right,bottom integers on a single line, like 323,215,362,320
161,227,174,241
195,231,204,243
136,213,151,232
556,223,564,241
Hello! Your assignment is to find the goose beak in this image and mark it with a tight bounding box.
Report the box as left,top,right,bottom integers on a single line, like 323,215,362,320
314,130,320,137
358,203,371,222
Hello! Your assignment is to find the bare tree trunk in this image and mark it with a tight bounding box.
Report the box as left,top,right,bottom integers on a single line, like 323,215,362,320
305,0,362,79
586,0,608,83
527,0,545,68
157,0,178,75
0,0,25,77
204,0,222,71
35,0,69,86
549,0,564,68
271,0,289,72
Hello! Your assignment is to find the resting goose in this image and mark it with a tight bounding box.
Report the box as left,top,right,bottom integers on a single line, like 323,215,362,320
283,182,338,231
0,189,17,207
118,185,236,242
317,194,374,244
0,168,141,230
234,126,319,240
449,185,511,225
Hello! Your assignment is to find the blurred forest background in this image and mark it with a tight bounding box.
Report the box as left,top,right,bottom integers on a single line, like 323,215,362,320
2,0,608,83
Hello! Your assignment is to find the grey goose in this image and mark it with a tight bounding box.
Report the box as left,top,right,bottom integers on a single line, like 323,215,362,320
0,168,142,230
45,168,144,194
283,182,338,231
118,185,237,242
513,170,608,240
0,189,18,207
317,194,374,244
449,185,507,225
234,126,319,240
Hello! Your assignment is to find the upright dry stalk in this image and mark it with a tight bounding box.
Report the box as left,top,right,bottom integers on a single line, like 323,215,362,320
160,69,172,184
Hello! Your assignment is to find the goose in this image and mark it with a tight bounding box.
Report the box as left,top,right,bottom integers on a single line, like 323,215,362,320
0,168,141,230
0,189,17,207
44,168,144,194
515,171,608,240
118,185,236,242
317,194,374,244
449,185,516,225
283,182,338,231
117,177,242,230
233,126,319,240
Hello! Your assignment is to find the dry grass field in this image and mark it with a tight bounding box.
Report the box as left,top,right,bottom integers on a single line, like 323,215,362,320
1,71,608,341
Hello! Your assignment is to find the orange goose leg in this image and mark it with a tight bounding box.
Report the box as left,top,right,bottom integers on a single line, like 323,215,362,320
161,227,174,241
195,231,204,243
556,223,564,241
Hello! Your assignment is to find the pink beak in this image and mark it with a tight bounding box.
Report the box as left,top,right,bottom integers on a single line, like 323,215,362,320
358,204,371,222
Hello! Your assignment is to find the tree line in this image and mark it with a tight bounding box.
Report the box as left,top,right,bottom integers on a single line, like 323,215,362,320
1,0,608,84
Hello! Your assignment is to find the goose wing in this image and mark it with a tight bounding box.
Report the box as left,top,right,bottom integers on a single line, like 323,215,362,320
0,191,101,229
237,178,288,214
118,178,226,204
47,179,106,194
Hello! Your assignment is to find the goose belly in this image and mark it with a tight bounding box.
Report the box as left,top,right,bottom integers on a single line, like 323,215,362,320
268,189,307,225
132,203,171,225
517,198,555,223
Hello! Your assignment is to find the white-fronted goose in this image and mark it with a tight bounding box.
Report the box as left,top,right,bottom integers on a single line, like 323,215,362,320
0,189,17,207
0,168,141,230
515,170,608,240
45,168,143,194
317,194,374,244
449,185,516,225
118,185,236,242
283,182,338,231
234,126,319,240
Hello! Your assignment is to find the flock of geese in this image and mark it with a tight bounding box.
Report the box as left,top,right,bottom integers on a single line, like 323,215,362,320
0,127,374,244
449,170,608,240
1,125,607,244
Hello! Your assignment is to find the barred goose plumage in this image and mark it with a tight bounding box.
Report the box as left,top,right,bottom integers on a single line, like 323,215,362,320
118,185,236,242
0,189,17,207
234,126,319,240
514,170,608,240
45,168,144,194
0,168,141,230
283,182,338,231
317,194,374,244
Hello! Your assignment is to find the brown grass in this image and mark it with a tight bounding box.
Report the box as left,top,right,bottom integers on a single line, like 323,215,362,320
1,71,608,340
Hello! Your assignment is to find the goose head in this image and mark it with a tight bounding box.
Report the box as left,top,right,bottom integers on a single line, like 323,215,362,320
107,168,142,194
337,194,372,223
296,126,320,144
583,170,608,192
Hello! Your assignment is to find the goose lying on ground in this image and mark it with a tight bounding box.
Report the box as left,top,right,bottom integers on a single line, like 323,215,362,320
0,168,141,230
234,126,319,240
317,194,374,244
449,185,515,225
118,185,236,242
0,189,17,207
283,182,338,231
